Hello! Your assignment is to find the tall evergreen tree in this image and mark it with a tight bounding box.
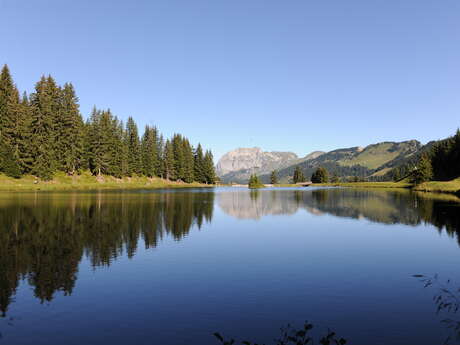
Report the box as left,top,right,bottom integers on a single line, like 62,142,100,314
59,83,84,174
413,153,433,185
311,167,329,183
141,125,159,177
29,76,58,179
293,166,305,183
163,139,175,180
126,117,141,175
182,138,194,183
203,150,216,184
172,134,185,181
193,143,205,183
270,170,278,184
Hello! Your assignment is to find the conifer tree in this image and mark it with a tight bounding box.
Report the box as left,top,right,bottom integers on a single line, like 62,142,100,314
59,83,84,174
17,92,33,173
163,139,175,180
0,65,15,135
156,134,164,178
172,134,185,181
293,166,305,183
193,143,205,183
203,150,216,184
270,170,278,184
413,153,433,185
182,138,194,183
311,167,329,183
0,65,22,176
29,76,58,179
141,125,158,177
126,117,141,175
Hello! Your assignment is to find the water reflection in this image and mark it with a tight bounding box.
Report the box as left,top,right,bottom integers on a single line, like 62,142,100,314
0,190,214,317
218,188,460,237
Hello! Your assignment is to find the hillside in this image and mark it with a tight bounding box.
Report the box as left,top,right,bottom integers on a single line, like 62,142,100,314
264,140,421,183
216,140,425,184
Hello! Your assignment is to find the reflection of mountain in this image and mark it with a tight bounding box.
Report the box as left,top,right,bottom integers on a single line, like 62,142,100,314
0,191,214,317
217,190,298,219
218,188,460,237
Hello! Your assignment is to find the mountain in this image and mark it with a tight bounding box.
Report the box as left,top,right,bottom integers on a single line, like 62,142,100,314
216,148,324,183
261,140,422,183
217,140,423,184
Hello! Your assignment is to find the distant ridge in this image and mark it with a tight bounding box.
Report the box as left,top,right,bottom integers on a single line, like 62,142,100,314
217,140,422,184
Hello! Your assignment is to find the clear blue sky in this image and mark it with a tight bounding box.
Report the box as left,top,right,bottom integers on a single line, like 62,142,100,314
1,0,459,160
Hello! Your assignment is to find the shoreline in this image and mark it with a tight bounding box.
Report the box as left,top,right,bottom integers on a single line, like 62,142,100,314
0,172,213,192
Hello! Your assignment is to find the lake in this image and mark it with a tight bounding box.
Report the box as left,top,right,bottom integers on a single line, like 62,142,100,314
1,187,460,345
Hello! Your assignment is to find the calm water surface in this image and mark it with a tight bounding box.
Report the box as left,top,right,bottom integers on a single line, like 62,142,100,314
1,187,460,345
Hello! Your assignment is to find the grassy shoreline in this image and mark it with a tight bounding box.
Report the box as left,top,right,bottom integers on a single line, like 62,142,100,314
0,171,212,191
309,179,460,196
271,179,460,196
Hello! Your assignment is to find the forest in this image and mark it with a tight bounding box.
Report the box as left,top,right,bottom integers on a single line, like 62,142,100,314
0,65,216,183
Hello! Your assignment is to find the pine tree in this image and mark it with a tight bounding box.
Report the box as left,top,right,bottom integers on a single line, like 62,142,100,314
17,92,33,173
141,125,158,177
163,139,175,180
156,134,164,178
29,76,58,179
193,143,205,183
0,65,22,176
182,138,194,183
126,117,141,175
172,134,185,181
311,167,329,183
0,65,15,135
270,170,278,184
59,83,84,174
203,150,216,184
413,153,433,185
293,166,305,183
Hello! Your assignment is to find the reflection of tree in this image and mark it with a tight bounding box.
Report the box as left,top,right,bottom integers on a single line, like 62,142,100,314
0,191,214,316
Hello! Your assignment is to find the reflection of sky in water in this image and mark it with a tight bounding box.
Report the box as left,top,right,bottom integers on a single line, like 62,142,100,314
1,188,460,345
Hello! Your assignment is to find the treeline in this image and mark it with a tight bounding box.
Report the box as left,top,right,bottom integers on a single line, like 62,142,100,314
387,130,460,184
0,65,216,182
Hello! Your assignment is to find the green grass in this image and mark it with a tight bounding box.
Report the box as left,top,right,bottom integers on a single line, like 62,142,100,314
0,171,212,191
413,178,460,194
312,181,413,189
338,143,400,169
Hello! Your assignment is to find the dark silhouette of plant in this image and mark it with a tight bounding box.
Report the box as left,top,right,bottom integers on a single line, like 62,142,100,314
214,321,346,345
414,274,460,345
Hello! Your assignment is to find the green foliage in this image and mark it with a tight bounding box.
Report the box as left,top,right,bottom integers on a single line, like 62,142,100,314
430,129,460,181
203,150,216,184
412,153,433,185
0,141,21,178
311,167,329,183
0,65,217,182
141,125,159,177
293,166,305,183
248,174,264,188
270,170,278,184
126,117,141,175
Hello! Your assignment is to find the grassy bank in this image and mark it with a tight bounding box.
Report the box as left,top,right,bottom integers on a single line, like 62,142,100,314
413,178,460,194
311,181,413,189
271,180,460,195
311,180,460,195
0,171,211,191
